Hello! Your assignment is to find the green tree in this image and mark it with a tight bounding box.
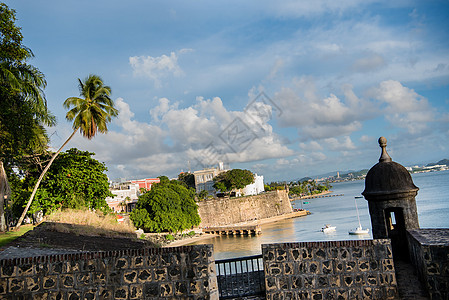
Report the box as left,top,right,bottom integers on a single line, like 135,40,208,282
0,3,55,231
177,172,195,189
28,148,113,214
213,169,255,192
16,74,119,229
130,179,200,233
198,190,208,200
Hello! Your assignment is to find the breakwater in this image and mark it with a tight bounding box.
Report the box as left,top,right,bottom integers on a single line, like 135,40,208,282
291,193,344,201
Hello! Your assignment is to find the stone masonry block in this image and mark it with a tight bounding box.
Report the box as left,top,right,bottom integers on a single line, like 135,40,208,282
47,291,64,300
346,261,357,272
189,279,203,295
321,260,333,274
83,288,97,300
315,248,326,260
98,287,113,300
174,281,188,296
265,276,278,291
0,265,15,277
268,262,283,276
154,268,167,281
328,274,341,287
351,247,363,259
290,249,301,261
18,264,34,276
42,275,57,290
115,257,129,269
0,278,7,294
9,277,24,293
147,255,159,267
137,269,152,282
276,248,287,262
114,286,128,299
132,256,144,268
129,284,143,299
160,282,173,297
123,270,138,283
284,262,294,275
291,275,302,289
264,250,275,262
382,259,395,272
358,260,370,272
83,259,97,272
26,276,41,292
50,261,64,274
308,261,319,274
60,274,75,288
76,272,91,286
33,292,50,300
93,272,106,286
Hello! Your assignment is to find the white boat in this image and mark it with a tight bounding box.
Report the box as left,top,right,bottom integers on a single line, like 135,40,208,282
349,225,369,235
321,224,336,233
349,198,370,235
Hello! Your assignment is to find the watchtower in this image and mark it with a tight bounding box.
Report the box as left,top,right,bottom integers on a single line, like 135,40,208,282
362,137,419,260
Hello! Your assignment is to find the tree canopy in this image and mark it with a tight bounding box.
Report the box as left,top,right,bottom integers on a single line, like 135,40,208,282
18,148,113,215
213,169,255,192
130,179,201,233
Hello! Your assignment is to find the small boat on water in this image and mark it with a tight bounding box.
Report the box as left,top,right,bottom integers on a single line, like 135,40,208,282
349,225,369,235
354,196,363,199
321,224,336,233
349,198,370,235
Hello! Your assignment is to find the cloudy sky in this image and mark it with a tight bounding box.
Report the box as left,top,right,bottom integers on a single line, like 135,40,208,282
6,0,449,182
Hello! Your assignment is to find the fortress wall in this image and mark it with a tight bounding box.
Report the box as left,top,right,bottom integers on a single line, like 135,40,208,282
198,190,293,227
407,229,449,299
262,239,399,300
0,245,218,300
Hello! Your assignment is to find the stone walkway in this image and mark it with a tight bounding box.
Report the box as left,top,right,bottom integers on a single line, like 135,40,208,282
395,260,430,299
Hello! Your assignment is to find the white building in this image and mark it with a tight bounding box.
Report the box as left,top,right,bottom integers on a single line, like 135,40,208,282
105,182,140,212
242,174,265,196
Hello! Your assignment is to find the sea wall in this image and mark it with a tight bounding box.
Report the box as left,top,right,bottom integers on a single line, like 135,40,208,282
262,239,399,300
197,190,293,227
0,245,218,299
407,228,449,299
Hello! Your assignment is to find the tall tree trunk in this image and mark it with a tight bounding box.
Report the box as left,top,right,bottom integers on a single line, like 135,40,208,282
15,128,78,230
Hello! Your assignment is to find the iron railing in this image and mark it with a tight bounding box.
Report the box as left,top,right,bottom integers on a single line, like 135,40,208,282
215,254,265,299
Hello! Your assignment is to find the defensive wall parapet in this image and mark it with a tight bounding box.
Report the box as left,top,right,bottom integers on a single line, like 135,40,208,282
0,245,218,299
262,239,399,299
407,228,449,299
198,190,292,227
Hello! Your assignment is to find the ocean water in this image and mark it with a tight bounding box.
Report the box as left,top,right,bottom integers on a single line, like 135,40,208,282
190,170,449,260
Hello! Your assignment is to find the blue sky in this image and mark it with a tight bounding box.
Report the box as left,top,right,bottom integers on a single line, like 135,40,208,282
6,0,449,182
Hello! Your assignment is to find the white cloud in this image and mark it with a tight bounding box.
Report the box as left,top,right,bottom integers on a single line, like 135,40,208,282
274,77,374,140
323,136,356,151
371,80,435,134
129,51,184,88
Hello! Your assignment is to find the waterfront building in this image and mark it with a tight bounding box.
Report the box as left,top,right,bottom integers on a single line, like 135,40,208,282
105,177,160,212
193,164,227,194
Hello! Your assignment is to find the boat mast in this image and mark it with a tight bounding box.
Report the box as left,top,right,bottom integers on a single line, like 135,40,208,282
355,198,362,228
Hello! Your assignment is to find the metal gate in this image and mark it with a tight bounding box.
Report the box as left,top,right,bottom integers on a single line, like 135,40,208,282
215,254,265,299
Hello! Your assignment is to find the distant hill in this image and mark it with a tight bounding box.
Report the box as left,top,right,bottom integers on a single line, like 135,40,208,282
426,159,449,167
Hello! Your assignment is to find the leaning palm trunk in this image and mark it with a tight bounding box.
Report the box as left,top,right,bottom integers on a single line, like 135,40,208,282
15,128,78,230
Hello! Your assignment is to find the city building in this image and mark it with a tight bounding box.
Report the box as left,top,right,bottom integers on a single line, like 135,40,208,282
105,178,160,212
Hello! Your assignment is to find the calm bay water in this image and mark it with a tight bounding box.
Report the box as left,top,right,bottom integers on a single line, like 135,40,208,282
190,170,449,260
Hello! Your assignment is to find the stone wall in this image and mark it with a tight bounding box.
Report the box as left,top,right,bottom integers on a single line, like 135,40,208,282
198,190,292,227
0,245,218,299
262,239,399,300
407,229,449,299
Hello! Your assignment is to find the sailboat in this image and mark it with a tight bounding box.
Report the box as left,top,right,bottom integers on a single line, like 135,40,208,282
348,198,369,235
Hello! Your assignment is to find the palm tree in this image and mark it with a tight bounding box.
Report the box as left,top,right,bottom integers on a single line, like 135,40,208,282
15,74,119,229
